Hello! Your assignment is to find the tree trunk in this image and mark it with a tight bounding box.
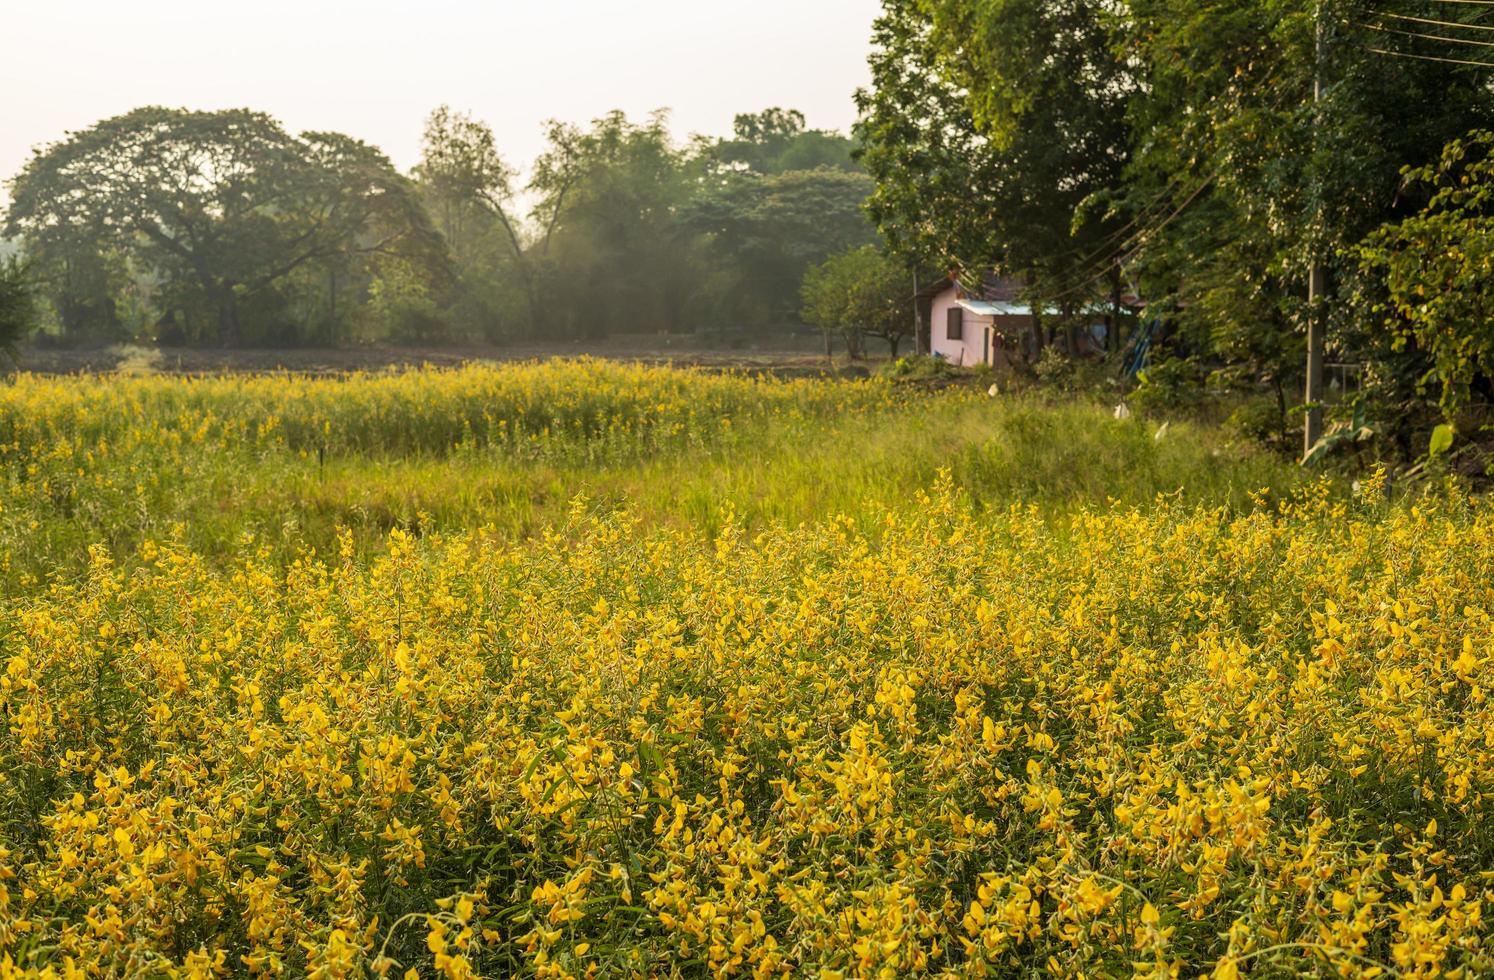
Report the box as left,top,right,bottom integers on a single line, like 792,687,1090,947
1274,373,1288,447
911,272,925,356
218,293,241,348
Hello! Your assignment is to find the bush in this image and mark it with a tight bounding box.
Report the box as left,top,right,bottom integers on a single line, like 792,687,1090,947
1225,395,1288,449
1128,355,1205,414
880,354,954,381
1032,347,1075,389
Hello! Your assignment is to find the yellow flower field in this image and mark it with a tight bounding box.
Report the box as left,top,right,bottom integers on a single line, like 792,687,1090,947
1,363,1488,976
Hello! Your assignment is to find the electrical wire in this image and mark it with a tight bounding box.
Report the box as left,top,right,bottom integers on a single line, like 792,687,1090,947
1037,82,1300,300
1044,26,1317,299
1358,20,1494,48
957,8,1308,305
1360,43,1494,66
1047,172,1201,274
1374,10,1494,32
1042,176,1217,306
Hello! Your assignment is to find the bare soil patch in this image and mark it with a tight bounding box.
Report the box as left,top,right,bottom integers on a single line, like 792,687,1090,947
16,341,890,377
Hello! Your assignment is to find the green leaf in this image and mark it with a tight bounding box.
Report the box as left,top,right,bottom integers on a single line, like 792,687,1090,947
1430,424,1455,456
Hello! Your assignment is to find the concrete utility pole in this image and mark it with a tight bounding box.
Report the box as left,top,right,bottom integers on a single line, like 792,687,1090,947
913,271,925,356
1303,2,1327,460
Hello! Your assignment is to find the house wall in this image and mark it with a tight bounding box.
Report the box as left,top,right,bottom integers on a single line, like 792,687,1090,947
928,284,1043,368
990,314,1036,364
929,287,992,367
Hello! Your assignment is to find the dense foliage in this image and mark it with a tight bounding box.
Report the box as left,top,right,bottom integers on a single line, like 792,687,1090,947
3,108,446,347
1361,131,1494,423
855,0,1494,457
1,106,873,349
0,257,36,365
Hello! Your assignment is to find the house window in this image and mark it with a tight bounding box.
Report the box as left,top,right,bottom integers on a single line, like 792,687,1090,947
946,307,963,341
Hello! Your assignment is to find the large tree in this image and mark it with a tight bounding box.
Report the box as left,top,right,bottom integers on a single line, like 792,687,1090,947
802,245,914,358
708,108,862,175
529,111,702,337
413,106,521,268
686,167,876,325
1115,0,1494,427
855,0,1010,271
0,256,37,367
4,107,442,345
856,0,1132,340
1361,130,1494,423
413,106,533,340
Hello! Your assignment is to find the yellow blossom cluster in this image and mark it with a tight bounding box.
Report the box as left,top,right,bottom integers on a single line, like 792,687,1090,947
3,465,1492,976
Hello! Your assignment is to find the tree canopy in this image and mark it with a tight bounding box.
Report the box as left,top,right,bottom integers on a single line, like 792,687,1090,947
802,244,913,357
0,257,37,366
855,0,1494,453
5,107,443,345
3,103,881,347
710,108,861,175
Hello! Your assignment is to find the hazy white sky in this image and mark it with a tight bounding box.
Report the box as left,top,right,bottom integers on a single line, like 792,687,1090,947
1,0,882,201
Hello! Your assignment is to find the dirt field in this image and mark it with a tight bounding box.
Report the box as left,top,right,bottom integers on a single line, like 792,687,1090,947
14,340,892,377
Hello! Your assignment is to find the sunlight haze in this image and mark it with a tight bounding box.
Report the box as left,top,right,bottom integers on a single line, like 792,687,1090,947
0,0,881,199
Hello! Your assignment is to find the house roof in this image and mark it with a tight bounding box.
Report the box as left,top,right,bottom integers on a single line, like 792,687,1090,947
919,269,1146,314
958,299,1035,317
915,272,1026,303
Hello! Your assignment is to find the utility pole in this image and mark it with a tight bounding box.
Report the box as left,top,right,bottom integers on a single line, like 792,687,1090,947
1303,1,1327,460
913,271,925,356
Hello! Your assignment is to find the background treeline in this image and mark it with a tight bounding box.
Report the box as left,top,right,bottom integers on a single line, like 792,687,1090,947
0,106,874,348
855,0,1494,459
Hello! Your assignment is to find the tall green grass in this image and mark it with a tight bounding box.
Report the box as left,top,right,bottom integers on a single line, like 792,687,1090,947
0,362,1299,592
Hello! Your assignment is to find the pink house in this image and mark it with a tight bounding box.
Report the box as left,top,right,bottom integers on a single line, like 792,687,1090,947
915,273,1036,369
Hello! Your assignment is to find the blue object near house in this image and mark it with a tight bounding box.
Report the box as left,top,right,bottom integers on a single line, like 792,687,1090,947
1123,319,1159,379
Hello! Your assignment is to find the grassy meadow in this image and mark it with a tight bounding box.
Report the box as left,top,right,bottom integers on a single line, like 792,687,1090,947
4,360,1493,977
0,360,1291,592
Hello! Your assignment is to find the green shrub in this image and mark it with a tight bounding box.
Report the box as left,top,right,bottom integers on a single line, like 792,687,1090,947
881,354,954,380
1225,396,1288,449
1129,356,1205,414
1032,348,1075,389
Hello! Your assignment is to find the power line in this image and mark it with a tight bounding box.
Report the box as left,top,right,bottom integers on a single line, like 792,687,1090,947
1029,174,1214,306
957,11,1305,298
1050,173,1200,274
1375,10,1494,32
1361,43,1494,66
1043,176,1217,305
1037,49,1305,297
1043,80,1303,297
961,12,1305,309
940,173,1207,302
1359,20,1494,48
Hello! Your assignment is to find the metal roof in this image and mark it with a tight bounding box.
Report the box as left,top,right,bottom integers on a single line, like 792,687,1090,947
958,299,1038,317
